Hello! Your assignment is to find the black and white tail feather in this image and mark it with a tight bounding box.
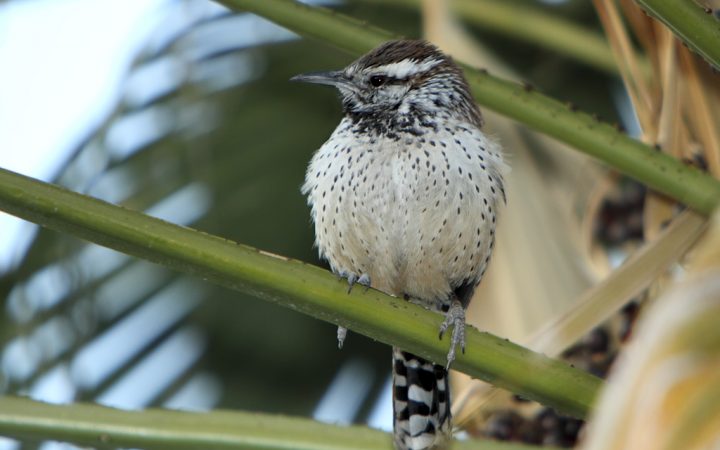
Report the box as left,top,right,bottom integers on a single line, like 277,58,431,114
393,349,451,450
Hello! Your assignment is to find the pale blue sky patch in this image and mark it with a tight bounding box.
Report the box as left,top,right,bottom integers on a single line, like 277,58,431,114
0,0,165,270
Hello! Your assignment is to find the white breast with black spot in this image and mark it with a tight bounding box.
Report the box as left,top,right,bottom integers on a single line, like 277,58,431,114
303,117,507,307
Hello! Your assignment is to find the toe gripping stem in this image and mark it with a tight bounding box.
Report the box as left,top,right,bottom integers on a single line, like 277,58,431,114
336,272,371,349
438,299,466,369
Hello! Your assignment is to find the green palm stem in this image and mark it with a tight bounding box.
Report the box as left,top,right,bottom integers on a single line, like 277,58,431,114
0,396,557,450
0,167,600,419
634,0,720,70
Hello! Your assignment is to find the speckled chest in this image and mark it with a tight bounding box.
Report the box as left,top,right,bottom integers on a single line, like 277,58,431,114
302,117,505,303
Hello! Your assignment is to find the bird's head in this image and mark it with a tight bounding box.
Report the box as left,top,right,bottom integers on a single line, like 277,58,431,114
291,40,481,126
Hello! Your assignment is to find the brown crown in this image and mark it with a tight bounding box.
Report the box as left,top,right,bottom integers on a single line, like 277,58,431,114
355,40,449,70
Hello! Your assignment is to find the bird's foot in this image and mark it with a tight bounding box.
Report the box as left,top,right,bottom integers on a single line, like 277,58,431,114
337,326,348,349
344,272,371,294
335,271,371,349
438,299,466,369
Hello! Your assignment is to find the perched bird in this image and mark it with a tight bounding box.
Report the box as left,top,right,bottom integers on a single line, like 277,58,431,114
294,40,508,450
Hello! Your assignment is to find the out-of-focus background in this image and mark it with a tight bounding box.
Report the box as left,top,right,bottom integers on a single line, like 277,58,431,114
1,0,718,449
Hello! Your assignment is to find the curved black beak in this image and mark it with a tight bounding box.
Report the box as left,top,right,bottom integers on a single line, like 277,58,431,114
290,70,349,88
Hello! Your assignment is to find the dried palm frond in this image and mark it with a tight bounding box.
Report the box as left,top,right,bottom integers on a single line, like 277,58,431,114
581,212,720,450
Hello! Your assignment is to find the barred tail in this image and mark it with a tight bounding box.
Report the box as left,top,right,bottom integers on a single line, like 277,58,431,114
392,348,451,450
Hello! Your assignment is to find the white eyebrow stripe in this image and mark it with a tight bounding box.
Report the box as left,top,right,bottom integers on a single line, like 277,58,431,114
374,58,442,79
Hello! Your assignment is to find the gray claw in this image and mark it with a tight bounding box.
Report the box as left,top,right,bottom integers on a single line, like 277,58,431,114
358,273,371,291
336,272,371,347
438,299,466,369
337,326,348,349
346,273,358,293
346,272,371,293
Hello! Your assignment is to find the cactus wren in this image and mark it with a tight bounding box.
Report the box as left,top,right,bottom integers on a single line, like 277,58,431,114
294,40,508,450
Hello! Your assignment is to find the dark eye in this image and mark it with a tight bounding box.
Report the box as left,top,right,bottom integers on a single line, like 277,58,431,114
369,75,387,87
